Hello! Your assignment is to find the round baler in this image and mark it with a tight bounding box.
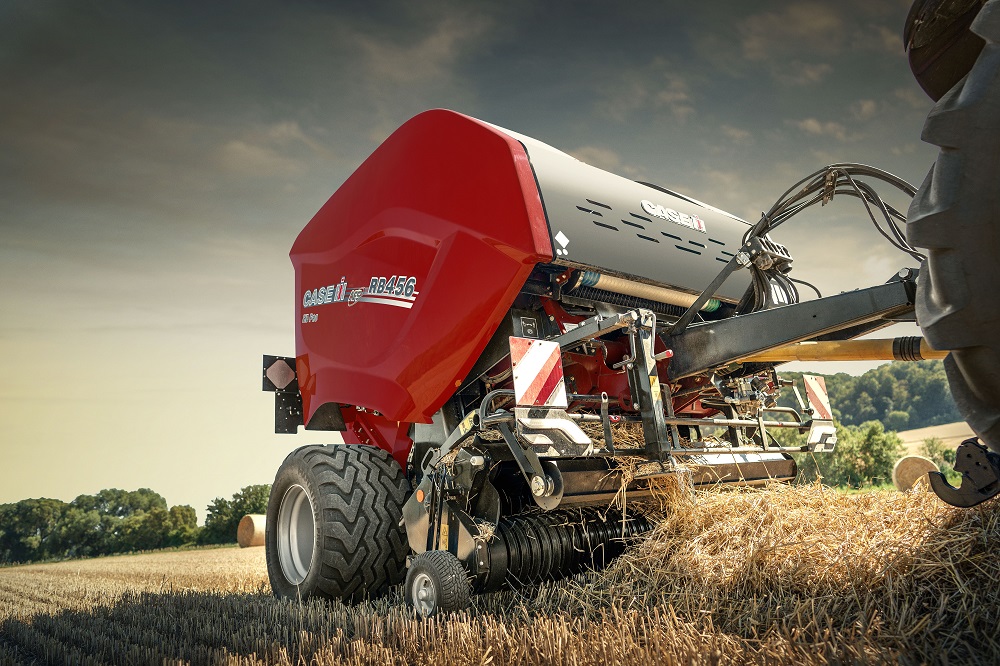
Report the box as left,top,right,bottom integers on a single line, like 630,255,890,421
260,7,1000,610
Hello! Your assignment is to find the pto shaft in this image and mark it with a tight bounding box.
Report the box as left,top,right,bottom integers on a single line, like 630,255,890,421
737,336,946,364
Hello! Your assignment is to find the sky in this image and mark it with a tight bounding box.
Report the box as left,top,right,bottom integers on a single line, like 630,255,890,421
0,0,939,519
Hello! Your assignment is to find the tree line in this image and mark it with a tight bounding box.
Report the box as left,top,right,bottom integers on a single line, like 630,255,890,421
0,485,270,566
778,359,959,431
775,360,963,487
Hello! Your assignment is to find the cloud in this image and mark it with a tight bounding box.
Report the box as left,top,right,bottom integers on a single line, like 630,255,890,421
735,3,851,86
890,143,919,156
655,74,696,121
570,146,621,171
261,121,323,152
343,10,496,139
773,61,833,85
570,145,643,178
594,59,695,123
741,3,844,61
215,121,324,178
217,140,305,178
720,125,752,143
873,24,904,54
851,99,879,120
893,87,931,109
790,117,852,142
353,14,492,85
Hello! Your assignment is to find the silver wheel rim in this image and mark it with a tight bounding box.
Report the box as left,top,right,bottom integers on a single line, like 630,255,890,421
276,484,315,585
411,572,437,617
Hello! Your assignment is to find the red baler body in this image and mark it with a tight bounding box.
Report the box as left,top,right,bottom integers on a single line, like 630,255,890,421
291,110,552,429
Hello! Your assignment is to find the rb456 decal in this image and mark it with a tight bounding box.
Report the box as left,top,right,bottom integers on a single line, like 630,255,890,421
301,274,419,323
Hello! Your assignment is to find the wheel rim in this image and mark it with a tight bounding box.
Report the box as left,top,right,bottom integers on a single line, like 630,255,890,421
276,484,315,585
411,572,437,617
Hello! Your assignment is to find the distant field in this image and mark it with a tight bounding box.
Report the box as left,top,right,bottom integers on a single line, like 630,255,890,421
897,421,975,455
1,485,997,665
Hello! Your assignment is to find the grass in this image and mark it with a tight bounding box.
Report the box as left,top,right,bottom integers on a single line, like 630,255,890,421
0,483,997,665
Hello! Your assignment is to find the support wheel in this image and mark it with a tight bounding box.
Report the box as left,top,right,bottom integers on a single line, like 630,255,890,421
404,551,471,617
265,444,410,602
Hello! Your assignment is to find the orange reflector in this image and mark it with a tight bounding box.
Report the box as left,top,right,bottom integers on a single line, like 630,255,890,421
416,489,425,503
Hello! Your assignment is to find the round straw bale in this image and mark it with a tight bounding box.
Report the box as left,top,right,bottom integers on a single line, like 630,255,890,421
892,455,940,491
237,514,266,548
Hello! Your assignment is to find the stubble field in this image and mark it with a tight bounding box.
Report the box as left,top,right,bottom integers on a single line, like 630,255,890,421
1,483,997,665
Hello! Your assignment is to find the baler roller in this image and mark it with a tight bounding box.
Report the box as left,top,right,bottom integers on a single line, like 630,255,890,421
478,507,653,592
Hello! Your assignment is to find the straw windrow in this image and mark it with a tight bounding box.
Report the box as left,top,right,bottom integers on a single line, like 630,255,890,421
0,484,997,664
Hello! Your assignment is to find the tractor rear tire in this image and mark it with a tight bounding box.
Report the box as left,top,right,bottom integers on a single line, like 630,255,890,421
265,444,410,602
908,1,1000,453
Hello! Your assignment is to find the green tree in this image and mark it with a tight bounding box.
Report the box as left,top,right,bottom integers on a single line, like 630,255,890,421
200,485,270,545
72,488,167,518
0,498,68,564
199,497,234,545
920,437,956,468
55,507,104,559
795,421,902,488
919,436,960,485
167,505,200,546
0,489,201,565
232,485,270,520
884,410,910,431
777,360,960,431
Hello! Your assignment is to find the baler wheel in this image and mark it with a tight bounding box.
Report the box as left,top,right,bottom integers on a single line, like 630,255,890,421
404,550,471,617
265,444,410,602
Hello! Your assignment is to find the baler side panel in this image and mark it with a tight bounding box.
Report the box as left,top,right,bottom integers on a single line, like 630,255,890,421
291,110,552,426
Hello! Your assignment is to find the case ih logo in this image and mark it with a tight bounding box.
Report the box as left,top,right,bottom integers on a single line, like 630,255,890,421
302,275,419,313
640,199,707,233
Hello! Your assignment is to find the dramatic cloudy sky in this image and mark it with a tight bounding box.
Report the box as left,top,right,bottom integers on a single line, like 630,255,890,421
1,0,937,518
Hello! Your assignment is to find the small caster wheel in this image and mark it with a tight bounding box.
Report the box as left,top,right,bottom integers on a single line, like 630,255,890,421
404,550,471,617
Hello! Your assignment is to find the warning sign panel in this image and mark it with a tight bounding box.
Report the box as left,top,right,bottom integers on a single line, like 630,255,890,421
509,337,567,408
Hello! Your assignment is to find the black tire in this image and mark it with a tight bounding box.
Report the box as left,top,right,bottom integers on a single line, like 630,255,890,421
404,550,471,617
265,444,410,602
907,1,1000,453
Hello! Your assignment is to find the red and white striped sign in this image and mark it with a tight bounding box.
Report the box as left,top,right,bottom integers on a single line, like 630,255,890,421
509,337,567,408
803,374,833,420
